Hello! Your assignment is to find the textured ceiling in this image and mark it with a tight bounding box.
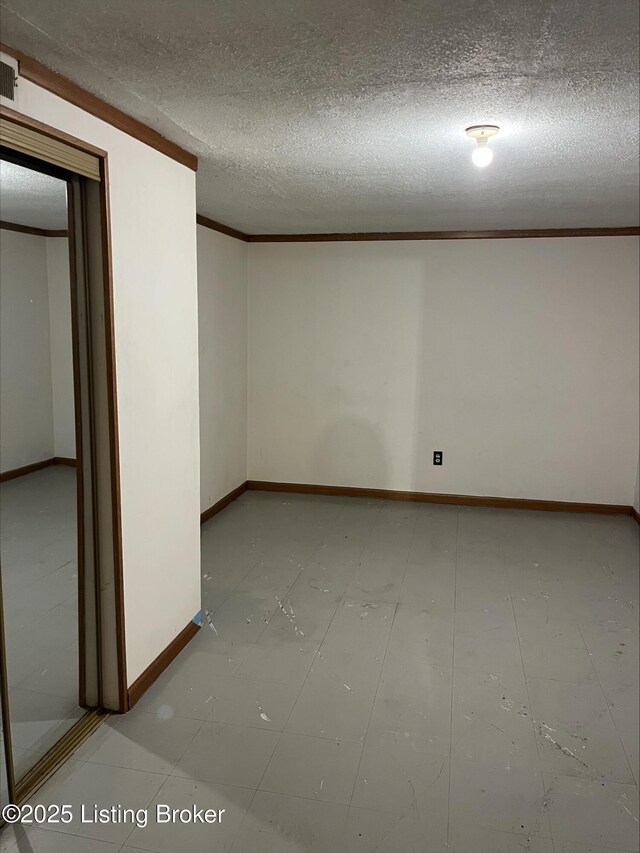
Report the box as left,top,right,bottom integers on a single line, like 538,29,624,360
1,0,638,233
0,160,67,229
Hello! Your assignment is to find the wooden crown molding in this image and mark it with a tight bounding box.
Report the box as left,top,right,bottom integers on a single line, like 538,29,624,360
1,219,68,237
195,221,640,243
0,42,197,172
196,214,249,242
248,226,640,242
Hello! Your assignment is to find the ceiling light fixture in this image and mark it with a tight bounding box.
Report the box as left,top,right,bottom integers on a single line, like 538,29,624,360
466,125,500,168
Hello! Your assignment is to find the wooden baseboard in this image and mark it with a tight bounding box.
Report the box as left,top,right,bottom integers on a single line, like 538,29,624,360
1,456,77,482
246,480,633,517
53,456,77,467
127,620,200,709
200,481,248,524
1,458,54,482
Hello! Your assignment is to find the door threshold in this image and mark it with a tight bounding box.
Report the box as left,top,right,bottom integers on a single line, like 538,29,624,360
14,708,109,805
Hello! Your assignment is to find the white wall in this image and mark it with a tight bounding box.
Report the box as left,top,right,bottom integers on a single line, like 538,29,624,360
1,232,77,471
197,225,248,512
0,229,53,472
248,237,639,506
17,76,201,685
46,237,75,459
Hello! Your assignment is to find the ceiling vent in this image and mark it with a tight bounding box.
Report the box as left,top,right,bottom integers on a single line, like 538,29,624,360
0,54,19,107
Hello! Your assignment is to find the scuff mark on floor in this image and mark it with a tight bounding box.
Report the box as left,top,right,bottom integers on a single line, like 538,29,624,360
274,594,305,636
431,758,446,786
538,726,593,772
204,609,219,635
314,650,357,693
570,731,588,744
539,776,556,813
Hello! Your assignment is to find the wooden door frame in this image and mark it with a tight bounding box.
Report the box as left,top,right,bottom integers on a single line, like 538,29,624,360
0,104,127,715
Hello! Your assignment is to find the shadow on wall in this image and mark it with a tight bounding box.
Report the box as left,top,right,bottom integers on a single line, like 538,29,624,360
409,247,499,496
312,416,389,489
411,260,431,495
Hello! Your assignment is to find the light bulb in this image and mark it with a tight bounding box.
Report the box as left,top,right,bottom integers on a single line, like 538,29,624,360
472,144,494,168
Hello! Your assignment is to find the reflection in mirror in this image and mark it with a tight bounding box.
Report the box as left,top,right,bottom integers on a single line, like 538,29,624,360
0,160,84,782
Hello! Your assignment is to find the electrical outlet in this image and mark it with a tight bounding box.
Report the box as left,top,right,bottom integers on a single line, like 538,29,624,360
433,451,443,466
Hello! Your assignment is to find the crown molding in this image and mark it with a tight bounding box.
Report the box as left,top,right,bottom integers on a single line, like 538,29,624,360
196,214,249,241
248,226,640,242
1,42,197,171
195,221,640,243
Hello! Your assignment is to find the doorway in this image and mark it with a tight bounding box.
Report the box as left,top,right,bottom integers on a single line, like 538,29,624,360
0,110,126,805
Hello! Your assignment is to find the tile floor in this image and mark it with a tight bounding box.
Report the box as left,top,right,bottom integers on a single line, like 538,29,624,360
2,489,639,852
0,466,83,781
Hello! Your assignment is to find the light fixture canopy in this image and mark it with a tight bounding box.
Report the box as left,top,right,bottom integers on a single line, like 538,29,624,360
466,124,500,168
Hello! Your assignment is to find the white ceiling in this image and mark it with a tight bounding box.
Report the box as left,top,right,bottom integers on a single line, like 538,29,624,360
1,0,638,234
0,161,68,230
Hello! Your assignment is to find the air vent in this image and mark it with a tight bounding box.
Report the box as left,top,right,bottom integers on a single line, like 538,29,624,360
0,60,17,100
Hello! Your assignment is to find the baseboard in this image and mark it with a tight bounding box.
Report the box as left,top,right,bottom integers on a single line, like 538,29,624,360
632,507,640,526
200,481,248,524
1,456,78,482
127,620,200,709
246,480,634,517
1,458,54,482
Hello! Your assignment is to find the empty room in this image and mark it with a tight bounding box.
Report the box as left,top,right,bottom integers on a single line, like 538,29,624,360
0,2,638,852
